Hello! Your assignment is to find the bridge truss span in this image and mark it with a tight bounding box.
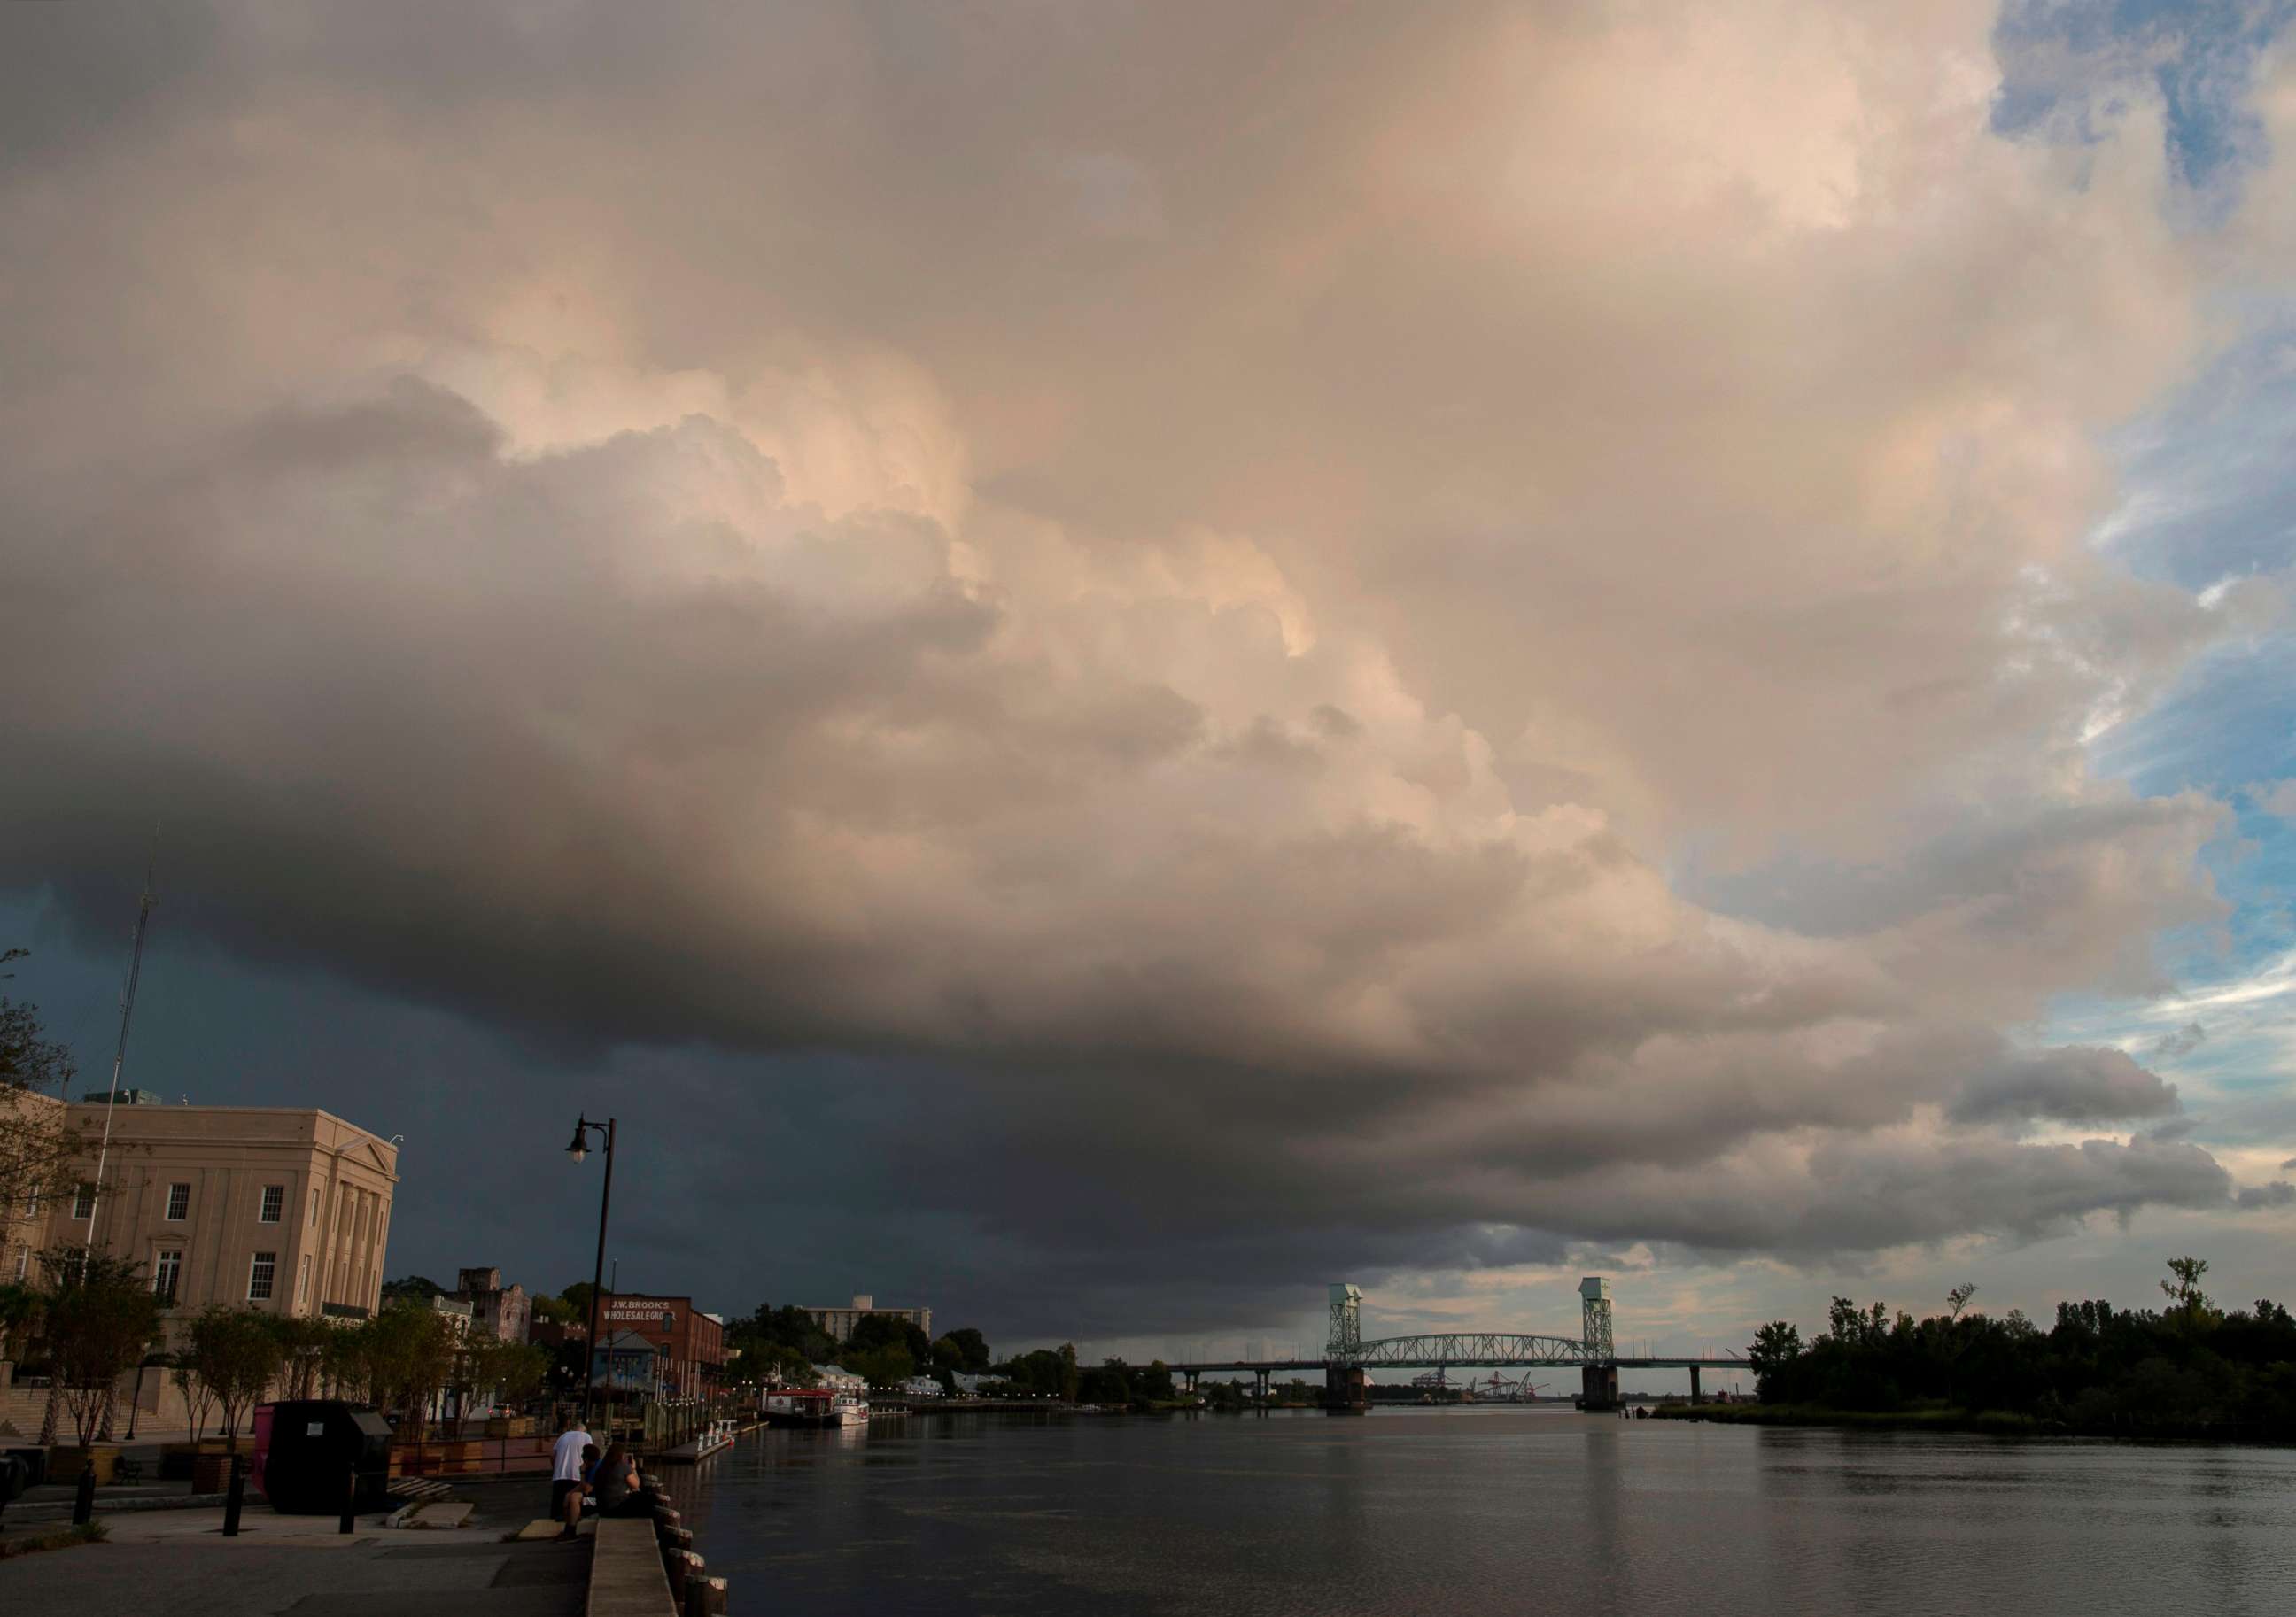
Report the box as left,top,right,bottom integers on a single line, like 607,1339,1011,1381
1350,1331,1597,1369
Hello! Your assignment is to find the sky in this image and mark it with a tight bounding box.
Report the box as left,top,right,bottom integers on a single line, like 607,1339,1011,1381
4,1,2296,1372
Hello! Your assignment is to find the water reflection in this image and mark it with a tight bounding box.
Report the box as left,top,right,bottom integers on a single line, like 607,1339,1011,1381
663,1408,2296,1616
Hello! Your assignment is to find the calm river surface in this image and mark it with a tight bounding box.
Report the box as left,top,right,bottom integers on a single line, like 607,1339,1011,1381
658,1407,2296,1616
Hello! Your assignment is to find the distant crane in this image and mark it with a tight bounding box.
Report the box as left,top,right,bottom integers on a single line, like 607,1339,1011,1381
1473,1373,1550,1402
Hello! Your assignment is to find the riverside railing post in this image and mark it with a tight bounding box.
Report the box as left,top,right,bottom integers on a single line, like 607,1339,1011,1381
340,1463,357,1534
73,1465,96,1526
222,1454,245,1536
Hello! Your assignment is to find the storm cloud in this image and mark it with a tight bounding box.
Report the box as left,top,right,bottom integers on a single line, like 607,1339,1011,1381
4,1,2294,1341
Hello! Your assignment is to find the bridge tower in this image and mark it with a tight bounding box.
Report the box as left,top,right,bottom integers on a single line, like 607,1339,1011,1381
1578,1276,1620,1412
1323,1282,1368,1412
1326,1283,1362,1360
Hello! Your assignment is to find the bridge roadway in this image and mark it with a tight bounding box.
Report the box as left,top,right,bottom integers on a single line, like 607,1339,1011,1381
1170,1357,1749,1375
1168,1335,1750,1410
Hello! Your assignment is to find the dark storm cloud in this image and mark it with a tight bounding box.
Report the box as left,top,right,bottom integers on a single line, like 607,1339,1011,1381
4,0,2293,1340
1946,1047,2181,1126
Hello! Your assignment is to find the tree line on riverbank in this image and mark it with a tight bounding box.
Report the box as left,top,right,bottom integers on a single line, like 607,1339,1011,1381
1745,1257,2296,1435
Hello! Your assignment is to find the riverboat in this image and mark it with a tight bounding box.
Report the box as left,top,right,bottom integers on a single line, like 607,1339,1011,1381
659,1417,741,1462
763,1388,870,1427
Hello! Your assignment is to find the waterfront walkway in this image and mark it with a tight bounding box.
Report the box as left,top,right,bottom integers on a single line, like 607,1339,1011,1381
0,1477,589,1617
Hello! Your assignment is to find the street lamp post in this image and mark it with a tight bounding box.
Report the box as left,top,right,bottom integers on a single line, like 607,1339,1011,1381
566,1116,617,1430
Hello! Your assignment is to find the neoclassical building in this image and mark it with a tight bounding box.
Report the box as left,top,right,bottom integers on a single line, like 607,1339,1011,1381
8,1095,400,1323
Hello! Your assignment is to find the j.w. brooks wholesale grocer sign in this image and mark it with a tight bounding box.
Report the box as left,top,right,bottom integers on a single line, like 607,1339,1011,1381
605,1298,679,1323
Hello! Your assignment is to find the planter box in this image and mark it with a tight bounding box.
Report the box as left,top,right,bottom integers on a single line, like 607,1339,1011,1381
159,1438,232,1480
190,1449,246,1494
48,1444,120,1485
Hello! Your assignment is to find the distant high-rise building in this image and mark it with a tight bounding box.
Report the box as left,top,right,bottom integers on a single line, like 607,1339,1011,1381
803,1293,933,1342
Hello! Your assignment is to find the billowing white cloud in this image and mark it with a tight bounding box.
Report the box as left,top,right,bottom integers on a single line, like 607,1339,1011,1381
3,1,2292,1313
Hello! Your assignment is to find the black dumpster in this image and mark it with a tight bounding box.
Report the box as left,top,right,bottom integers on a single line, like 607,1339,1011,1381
252,1401,395,1514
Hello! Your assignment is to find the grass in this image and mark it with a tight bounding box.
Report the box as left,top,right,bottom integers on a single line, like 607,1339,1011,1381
0,1521,110,1560
1648,1402,2052,1435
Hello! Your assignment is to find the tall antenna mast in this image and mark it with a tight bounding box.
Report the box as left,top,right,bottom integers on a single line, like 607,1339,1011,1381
82,846,157,1257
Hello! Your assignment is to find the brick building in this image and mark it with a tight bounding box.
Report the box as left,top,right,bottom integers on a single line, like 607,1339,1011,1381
591,1294,726,1399
454,1265,531,1342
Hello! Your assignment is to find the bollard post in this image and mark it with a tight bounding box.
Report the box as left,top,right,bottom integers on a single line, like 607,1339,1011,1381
222,1454,245,1536
665,1548,698,1604
686,1574,729,1617
73,1465,97,1527
340,1463,359,1534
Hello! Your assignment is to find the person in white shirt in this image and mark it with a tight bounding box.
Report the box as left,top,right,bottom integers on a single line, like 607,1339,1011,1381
550,1418,594,1540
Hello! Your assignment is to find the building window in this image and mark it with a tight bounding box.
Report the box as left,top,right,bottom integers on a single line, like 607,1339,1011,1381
260,1185,283,1222
310,1188,321,1228
74,1182,96,1219
167,1182,190,1220
298,1252,312,1305
21,1188,39,1219
11,1245,25,1283
248,1251,277,1301
154,1250,182,1303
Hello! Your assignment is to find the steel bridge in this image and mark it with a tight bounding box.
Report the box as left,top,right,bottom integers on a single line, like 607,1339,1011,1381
1167,1278,1749,1412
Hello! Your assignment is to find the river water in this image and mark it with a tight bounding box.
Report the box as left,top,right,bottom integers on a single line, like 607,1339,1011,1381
659,1406,2296,1615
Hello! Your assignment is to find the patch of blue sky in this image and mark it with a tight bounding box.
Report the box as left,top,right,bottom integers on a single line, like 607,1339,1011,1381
1992,0,2294,193
2021,2,2296,1095
2091,323,2296,591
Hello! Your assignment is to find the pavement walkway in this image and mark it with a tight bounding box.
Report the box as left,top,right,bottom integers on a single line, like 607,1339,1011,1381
0,1477,589,1616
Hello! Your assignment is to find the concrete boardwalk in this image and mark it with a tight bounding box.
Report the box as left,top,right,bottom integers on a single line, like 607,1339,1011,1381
0,1481,588,1616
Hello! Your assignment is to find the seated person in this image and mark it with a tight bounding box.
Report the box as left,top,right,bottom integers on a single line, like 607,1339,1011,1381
589,1444,647,1518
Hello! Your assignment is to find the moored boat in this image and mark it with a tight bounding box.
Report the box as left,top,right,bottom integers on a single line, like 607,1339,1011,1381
763,1388,871,1428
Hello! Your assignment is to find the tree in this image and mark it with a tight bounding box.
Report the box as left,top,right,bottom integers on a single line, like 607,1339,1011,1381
846,1343,915,1388
353,1303,455,1437
937,1327,991,1373
169,1352,218,1443
487,1340,550,1409
2162,1257,2214,1324
1747,1321,1803,1402
0,950,94,1228
849,1312,933,1362
454,1335,549,1412
380,1275,446,1304
1136,1359,1176,1401
189,1307,284,1451
267,1312,337,1401
740,1341,818,1388
1946,1283,1979,1320
321,1319,368,1398
36,1248,164,1450
0,1279,41,1359
530,1292,579,1326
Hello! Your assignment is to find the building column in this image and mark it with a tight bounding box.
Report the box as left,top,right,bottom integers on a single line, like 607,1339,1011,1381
348,1190,371,1306
1689,1366,1702,1405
